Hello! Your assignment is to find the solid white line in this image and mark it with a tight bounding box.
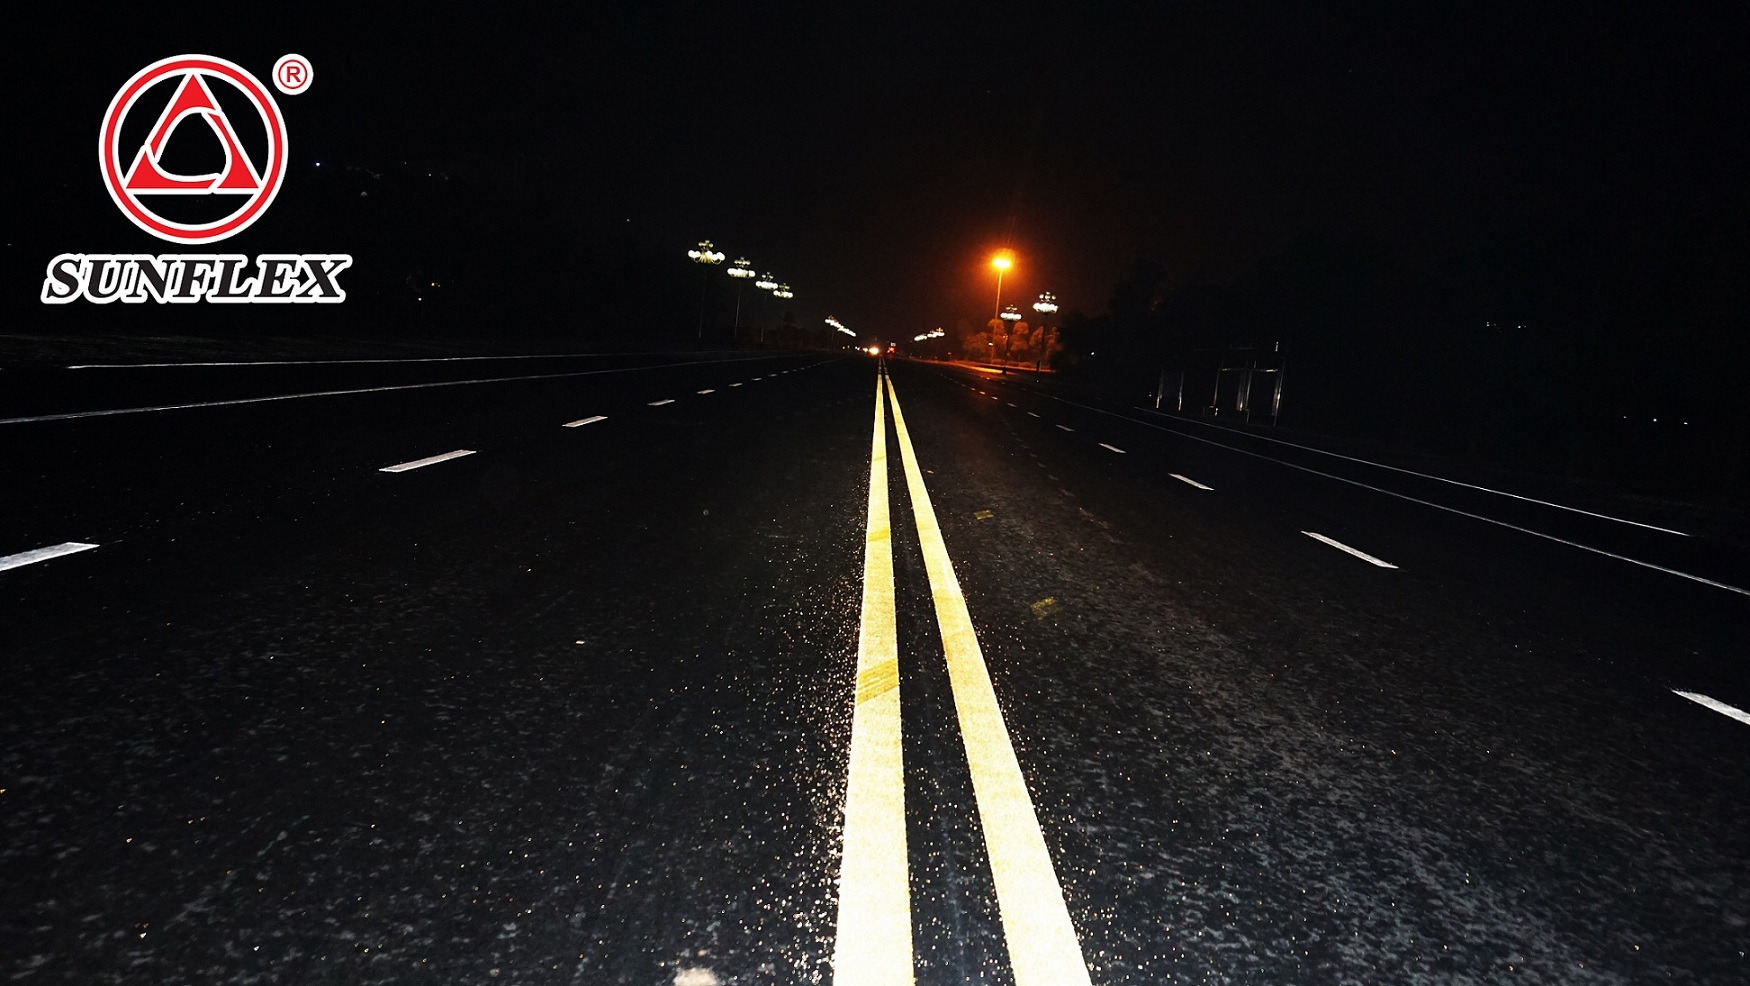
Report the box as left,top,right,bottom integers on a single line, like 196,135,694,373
67,352,611,369
379,449,476,473
1302,531,1399,569
697,388,716,394
1122,402,1690,536
1056,424,1074,432
0,356,791,426
562,415,607,428
1035,395,1750,596
1672,691,1750,726
0,542,99,572
1099,443,1126,454
1170,473,1214,491
648,399,676,406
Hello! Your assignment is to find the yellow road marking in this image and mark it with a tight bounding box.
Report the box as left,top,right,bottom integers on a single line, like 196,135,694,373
832,366,914,985
884,374,1092,986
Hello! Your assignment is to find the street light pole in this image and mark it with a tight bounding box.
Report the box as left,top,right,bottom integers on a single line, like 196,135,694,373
998,304,1023,366
1031,291,1058,372
687,240,725,341
727,258,755,341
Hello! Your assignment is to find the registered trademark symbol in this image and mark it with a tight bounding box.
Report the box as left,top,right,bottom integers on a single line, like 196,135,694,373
273,54,312,95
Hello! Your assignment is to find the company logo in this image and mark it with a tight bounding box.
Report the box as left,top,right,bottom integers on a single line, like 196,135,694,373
100,54,287,243
43,53,348,304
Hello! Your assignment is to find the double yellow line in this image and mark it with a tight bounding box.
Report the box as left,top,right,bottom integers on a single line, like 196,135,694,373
833,364,1091,986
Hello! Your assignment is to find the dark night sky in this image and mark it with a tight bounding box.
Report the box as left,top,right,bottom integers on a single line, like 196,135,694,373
4,2,1740,339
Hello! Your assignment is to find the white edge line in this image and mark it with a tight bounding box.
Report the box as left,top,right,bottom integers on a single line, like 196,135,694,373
1672,690,1750,726
0,355,796,426
1170,473,1214,490
0,541,100,572
1303,531,1399,569
379,449,476,473
67,352,613,369
562,415,607,428
1121,402,1688,536
1099,443,1126,453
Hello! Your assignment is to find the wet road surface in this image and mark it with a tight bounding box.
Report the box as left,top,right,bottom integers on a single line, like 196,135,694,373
4,352,1748,984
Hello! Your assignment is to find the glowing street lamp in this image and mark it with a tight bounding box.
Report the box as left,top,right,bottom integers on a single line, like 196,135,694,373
999,304,1023,322
755,272,778,291
687,240,727,265
1032,291,1058,318
990,251,1014,320
687,240,726,340
772,283,794,300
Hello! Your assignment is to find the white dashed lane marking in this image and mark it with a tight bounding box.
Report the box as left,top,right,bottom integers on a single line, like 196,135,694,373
562,415,607,428
379,449,476,473
1302,531,1398,569
1170,473,1214,490
1672,691,1750,726
649,399,676,406
0,542,99,572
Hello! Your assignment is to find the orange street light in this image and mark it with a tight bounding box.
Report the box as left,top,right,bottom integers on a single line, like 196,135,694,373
990,251,1015,319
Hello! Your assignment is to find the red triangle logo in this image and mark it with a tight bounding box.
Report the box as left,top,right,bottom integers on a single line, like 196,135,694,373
122,73,262,193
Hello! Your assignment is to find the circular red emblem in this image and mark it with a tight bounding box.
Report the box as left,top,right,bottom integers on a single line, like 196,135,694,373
98,55,287,244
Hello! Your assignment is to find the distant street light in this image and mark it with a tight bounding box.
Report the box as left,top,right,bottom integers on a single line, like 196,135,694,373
990,251,1014,321
687,240,726,341
727,257,755,336
1032,292,1059,372
772,283,794,300
997,304,1023,365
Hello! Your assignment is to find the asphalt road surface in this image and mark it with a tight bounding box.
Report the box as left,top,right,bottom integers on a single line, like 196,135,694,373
4,351,1748,985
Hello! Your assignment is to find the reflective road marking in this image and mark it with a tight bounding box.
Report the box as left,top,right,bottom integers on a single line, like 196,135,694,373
885,374,1092,986
697,388,716,394
1673,690,1750,726
648,399,676,406
1170,473,1214,490
378,449,476,473
562,415,607,428
1056,424,1074,432
1099,443,1125,454
0,542,99,572
1,356,785,426
1303,530,1399,569
832,367,914,985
